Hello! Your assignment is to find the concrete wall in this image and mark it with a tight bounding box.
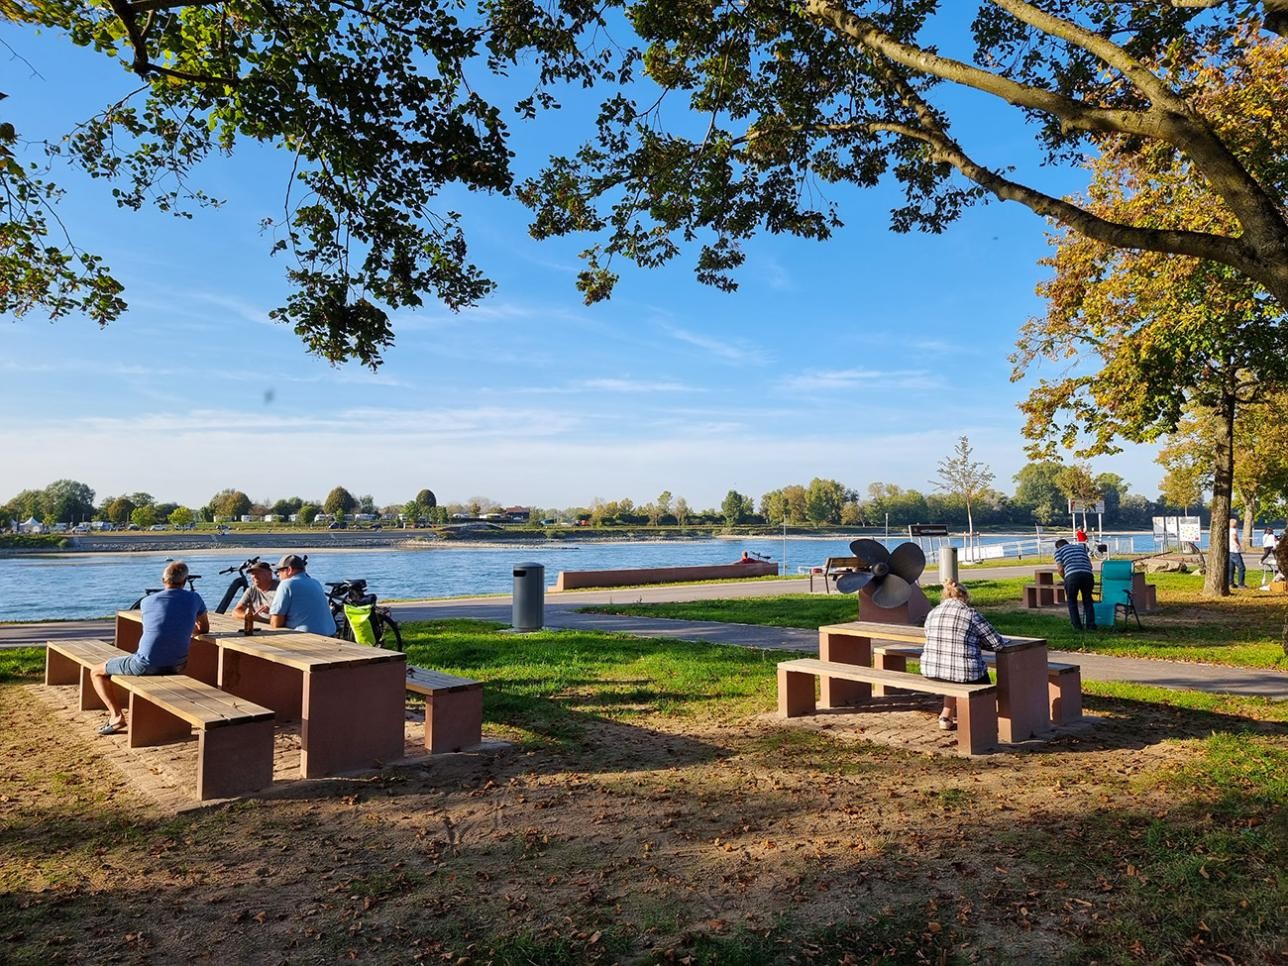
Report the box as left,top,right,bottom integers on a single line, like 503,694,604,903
554,561,778,591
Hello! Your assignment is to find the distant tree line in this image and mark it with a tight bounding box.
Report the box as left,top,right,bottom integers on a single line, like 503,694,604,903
0,482,444,529
0,461,1238,533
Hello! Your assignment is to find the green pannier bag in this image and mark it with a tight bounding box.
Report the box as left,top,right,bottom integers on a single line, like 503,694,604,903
344,602,378,646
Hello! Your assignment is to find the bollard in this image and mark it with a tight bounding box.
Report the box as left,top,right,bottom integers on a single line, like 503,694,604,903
939,546,959,585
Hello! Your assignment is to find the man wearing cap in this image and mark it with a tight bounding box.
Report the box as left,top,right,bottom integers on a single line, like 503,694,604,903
232,560,279,624
269,553,337,635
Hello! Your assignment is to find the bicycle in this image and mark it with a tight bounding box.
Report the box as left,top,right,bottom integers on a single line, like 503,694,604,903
1089,542,1109,561
128,570,201,609
213,556,269,614
325,579,404,651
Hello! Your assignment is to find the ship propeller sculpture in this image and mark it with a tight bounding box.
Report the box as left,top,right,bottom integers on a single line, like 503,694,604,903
836,539,927,610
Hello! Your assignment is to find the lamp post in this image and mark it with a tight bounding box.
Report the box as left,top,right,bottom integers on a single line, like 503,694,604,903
781,514,788,575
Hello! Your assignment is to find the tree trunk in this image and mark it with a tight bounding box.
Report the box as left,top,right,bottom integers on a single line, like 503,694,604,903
1275,539,1288,659
1203,393,1237,597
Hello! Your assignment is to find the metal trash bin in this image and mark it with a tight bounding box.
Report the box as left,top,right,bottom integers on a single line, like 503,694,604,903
512,562,546,631
939,547,959,585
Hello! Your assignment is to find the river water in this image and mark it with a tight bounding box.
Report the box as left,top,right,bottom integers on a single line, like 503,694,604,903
1,532,1168,622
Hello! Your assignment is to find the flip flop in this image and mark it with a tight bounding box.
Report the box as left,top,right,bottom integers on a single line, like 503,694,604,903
97,718,126,736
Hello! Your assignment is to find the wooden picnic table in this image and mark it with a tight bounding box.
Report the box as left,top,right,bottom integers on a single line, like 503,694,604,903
817,620,1053,742
115,610,406,778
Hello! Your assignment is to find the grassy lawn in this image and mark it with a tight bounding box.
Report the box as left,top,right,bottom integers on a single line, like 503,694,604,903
3,620,1287,964
580,572,1288,670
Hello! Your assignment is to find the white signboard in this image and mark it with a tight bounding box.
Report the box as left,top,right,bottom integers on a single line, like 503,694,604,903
1152,516,1168,541
1178,517,1201,543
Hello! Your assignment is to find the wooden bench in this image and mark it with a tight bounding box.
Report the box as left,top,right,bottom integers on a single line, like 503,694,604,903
405,667,483,753
817,621,1057,742
809,556,862,593
44,639,276,800
1023,568,1067,608
778,658,998,755
1022,582,1067,608
869,643,1083,725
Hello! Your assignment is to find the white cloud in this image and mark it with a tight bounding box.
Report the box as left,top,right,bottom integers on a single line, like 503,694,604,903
776,368,944,394
660,324,770,366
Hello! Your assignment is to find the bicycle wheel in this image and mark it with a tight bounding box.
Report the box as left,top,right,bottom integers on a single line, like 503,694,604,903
332,608,353,642
376,613,403,652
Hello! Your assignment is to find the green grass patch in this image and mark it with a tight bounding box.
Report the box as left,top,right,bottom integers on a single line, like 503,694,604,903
1081,733,1288,962
582,572,1288,669
399,619,779,749
0,647,44,683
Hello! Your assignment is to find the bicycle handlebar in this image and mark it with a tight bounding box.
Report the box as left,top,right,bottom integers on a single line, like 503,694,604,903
219,556,262,576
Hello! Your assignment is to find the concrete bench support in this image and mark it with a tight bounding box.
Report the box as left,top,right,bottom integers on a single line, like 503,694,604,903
777,658,998,756
872,643,1081,729
406,668,484,753
45,639,276,801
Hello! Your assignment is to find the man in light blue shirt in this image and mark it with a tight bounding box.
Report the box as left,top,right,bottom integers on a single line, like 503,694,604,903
91,560,209,735
269,554,337,636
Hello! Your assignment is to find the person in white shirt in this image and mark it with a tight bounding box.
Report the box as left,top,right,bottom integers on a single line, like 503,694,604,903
1228,518,1247,589
1260,528,1279,589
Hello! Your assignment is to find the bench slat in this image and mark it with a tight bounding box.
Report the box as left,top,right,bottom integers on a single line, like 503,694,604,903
113,675,274,728
778,658,994,696
47,639,121,663
406,666,481,695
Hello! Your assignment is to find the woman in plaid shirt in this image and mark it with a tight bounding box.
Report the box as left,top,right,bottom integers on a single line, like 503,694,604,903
921,580,1005,731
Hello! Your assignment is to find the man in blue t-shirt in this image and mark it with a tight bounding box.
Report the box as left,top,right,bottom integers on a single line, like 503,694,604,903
1054,538,1096,631
91,560,209,735
269,553,337,636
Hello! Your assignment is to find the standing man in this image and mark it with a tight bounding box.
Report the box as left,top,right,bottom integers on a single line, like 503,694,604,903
269,553,337,635
232,560,278,623
1259,527,1279,590
1228,517,1247,589
91,560,209,735
1054,538,1096,631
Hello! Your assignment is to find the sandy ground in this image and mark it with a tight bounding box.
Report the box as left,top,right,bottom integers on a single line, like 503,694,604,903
5,678,1283,964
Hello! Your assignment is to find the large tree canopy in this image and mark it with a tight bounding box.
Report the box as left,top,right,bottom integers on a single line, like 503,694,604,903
2,0,608,366
9,2,1288,367
1010,26,1288,595
521,1,1288,309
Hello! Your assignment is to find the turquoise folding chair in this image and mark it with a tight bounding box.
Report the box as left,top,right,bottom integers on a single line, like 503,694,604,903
1093,559,1142,628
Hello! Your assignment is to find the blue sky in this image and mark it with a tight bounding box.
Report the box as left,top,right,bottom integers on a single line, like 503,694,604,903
0,14,1162,513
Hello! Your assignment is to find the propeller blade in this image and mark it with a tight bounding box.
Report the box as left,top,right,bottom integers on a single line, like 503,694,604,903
835,571,875,594
869,574,912,609
849,538,890,568
889,543,926,583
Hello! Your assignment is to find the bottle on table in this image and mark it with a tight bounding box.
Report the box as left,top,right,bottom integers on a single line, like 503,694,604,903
242,606,255,636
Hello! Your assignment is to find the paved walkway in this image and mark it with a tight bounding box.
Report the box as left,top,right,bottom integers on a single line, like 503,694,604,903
5,568,1285,699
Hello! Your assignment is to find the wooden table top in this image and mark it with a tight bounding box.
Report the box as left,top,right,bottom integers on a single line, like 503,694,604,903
215,631,404,670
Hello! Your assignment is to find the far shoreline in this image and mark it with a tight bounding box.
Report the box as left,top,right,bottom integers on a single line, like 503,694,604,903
0,526,1154,558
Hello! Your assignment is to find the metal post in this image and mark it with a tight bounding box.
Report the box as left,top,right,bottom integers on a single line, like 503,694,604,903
939,546,959,584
